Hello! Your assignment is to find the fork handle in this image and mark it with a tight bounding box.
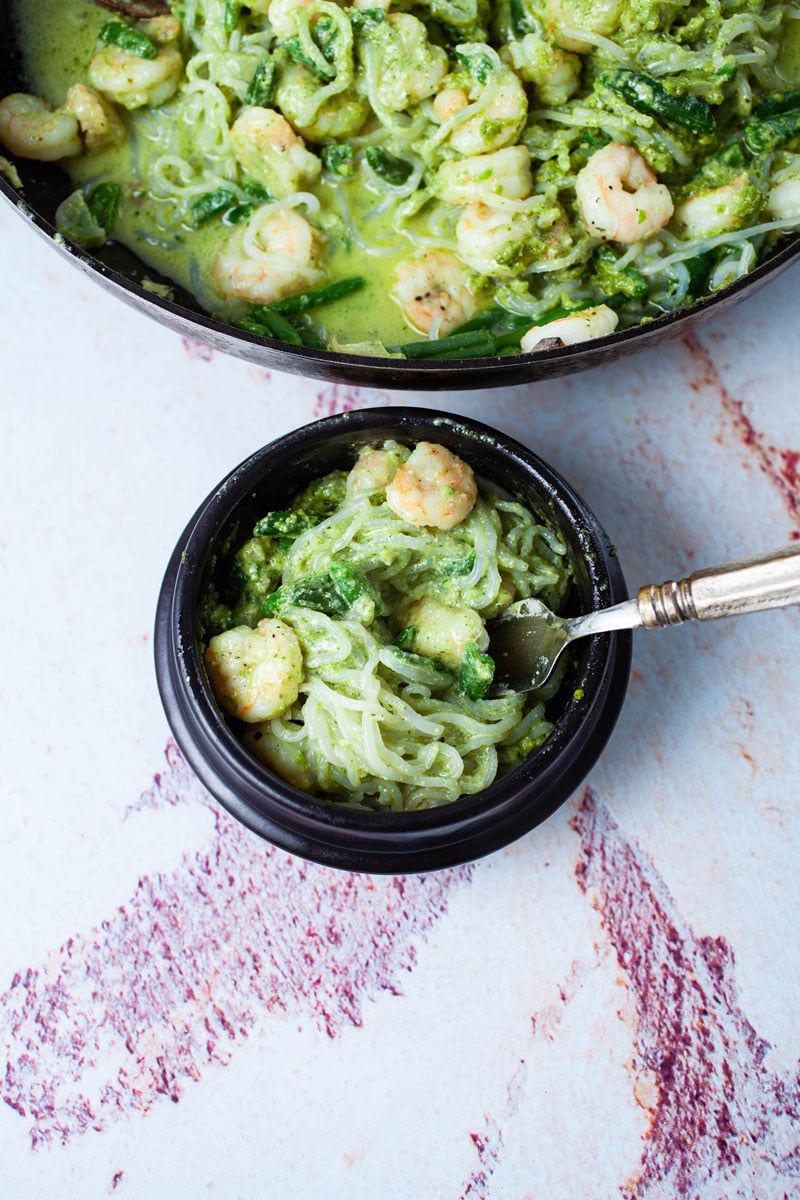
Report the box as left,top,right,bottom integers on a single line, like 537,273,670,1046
637,543,800,629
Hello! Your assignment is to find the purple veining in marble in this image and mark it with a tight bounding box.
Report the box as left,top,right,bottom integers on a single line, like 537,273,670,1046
573,788,800,1199
0,743,471,1147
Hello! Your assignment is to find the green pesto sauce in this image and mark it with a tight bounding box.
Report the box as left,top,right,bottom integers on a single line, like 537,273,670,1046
13,0,415,346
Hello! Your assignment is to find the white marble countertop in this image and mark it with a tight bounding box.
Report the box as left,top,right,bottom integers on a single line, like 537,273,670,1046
1,194,799,1199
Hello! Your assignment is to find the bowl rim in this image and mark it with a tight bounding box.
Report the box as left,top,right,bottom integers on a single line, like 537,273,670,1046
2,170,800,382
154,406,633,871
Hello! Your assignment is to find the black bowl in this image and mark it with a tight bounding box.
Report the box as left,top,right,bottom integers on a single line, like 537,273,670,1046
154,408,632,873
2,7,799,391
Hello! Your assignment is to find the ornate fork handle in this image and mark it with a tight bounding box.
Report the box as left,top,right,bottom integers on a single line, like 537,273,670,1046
637,544,800,629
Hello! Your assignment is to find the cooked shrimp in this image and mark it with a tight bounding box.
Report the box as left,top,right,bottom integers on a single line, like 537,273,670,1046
65,83,126,153
766,168,800,220
456,199,542,275
432,87,469,122
0,93,82,161
264,0,316,38
502,34,581,106
399,597,487,670
137,14,182,43
212,204,325,306
364,13,449,112
346,443,407,496
433,57,527,155
243,724,314,790
673,174,755,238
275,63,369,143
520,304,619,352
392,250,478,337
89,40,183,109
544,0,625,53
386,442,477,530
575,142,673,243
434,146,533,205
205,618,303,722
230,107,321,198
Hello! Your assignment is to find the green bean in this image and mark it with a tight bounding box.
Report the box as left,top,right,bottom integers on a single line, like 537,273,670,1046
191,188,237,227
223,0,239,33
244,58,277,107
243,179,272,202
98,20,157,59
246,307,305,345
322,143,356,178
86,182,121,235
510,0,534,36
745,109,800,153
222,203,255,225
389,330,497,358
349,8,386,29
752,90,800,119
283,36,336,80
459,643,495,701
604,69,715,134
365,146,414,186
269,276,366,314
394,625,418,650
450,308,507,334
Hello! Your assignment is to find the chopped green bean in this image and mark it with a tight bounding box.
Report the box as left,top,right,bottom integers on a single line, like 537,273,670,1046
86,182,121,235
283,36,336,80
365,146,414,186
191,188,237,227
604,69,715,134
459,643,495,701
745,108,800,152
98,20,157,59
270,276,366,314
223,0,239,33
244,58,277,107
322,143,356,178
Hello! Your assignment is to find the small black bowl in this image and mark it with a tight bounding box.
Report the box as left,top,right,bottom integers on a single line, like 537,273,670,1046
154,408,632,873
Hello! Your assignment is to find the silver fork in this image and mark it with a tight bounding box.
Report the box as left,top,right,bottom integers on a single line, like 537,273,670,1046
487,544,800,696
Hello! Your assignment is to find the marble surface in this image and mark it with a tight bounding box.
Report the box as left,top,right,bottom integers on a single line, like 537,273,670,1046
1,193,799,1199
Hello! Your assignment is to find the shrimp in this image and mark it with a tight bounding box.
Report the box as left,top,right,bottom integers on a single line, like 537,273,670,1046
501,33,581,106
392,250,478,337
65,84,126,153
263,0,316,38
88,39,183,110
230,107,321,198
544,0,625,53
673,174,756,238
346,443,407,496
434,146,533,205
399,597,488,670
520,304,619,352
432,47,527,155
575,142,673,243
361,13,449,112
386,442,477,530
275,63,369,143
212,204,325,306
432,88,469,122
766,168,800,220
455,199,542,275
242,724,314,790
0,93,82,161
204,618,303,722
